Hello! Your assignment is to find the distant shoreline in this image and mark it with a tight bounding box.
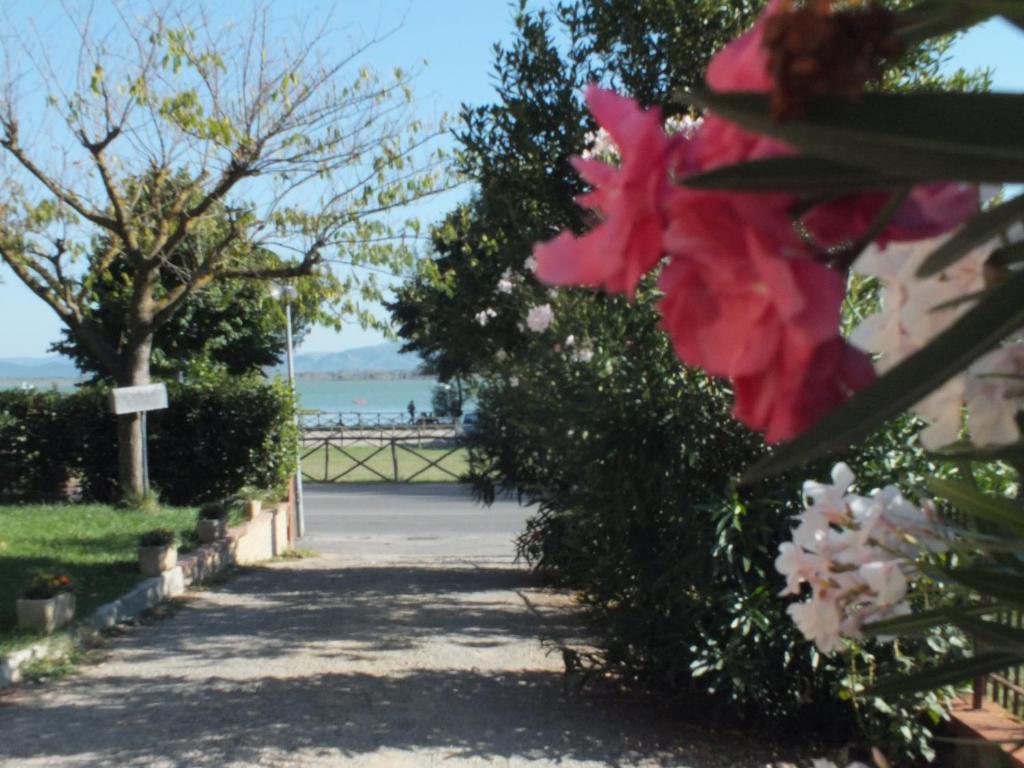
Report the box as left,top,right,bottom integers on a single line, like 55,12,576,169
1,370,429,388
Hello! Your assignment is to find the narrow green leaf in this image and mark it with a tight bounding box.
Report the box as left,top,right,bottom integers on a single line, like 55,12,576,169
916,195,1024,277
681,156,910,193
990,241,1024,269
862,604,998,637
894,0,1024,45
951,613,1024,655
940,566,1024,608
682,91,1024,183
927,440,1024,466
743,267,1024,482
868,651,1019,698
928,477,1024,537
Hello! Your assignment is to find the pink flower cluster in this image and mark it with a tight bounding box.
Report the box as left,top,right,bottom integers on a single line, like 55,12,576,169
532,1,977,442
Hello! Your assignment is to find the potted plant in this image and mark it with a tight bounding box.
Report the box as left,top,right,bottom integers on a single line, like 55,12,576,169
138,528,178,576
17,573,75,633
196,502,229,544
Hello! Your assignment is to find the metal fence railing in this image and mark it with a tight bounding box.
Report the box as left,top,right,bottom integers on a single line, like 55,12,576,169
972,610,1024,717
300,435,466,483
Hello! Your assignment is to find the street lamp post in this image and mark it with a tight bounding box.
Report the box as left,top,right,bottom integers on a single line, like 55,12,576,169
270,283,305,538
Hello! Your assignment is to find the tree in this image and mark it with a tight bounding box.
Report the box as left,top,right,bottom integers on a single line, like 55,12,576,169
0,5,446,497
50,173,327,381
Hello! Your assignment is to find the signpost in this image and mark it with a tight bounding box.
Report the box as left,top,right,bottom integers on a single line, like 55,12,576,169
109,383,169,496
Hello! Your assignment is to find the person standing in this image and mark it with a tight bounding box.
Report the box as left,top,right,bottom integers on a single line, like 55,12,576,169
407,400,416,423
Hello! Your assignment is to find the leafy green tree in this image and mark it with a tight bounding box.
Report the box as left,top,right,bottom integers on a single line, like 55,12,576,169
51,174,328,381
0,5,447,497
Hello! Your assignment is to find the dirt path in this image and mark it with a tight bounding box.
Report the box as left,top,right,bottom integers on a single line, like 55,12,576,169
0,555,793,767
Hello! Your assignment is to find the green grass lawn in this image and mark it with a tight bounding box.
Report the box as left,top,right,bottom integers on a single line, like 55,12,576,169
301,443,469,483
0,504,199,654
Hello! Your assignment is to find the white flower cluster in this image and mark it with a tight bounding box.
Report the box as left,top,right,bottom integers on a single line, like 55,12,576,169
580,115,703,162
580,127,618,162
776,463,944,653
497,267,523,295
564,334,594,363
852,235,1024,450
474,307,497,327
526,303,554,333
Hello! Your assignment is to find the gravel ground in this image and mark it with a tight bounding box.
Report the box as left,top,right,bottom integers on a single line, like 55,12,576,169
0,554,802,767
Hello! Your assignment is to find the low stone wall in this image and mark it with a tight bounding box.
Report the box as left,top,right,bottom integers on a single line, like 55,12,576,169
1,500,293,688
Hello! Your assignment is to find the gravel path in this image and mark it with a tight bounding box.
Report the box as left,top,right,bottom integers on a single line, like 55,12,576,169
0,554,793,767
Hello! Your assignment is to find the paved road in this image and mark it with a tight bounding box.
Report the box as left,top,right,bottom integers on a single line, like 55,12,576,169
0,483,801,767
303,483,533,559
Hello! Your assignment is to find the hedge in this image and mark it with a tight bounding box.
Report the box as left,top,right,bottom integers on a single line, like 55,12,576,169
0,374,297,505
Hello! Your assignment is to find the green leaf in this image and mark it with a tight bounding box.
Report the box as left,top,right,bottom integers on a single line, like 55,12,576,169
927,440,1024,466
928,477,1024,537
990,241,1024,269
862,605,996,637
868,651,1018,698
743,267,1024,482
894,1,1024,45
681,156,911,193
951,613,1024,655
682,91,1024,183
916,195,1024,278
940,566,1024,609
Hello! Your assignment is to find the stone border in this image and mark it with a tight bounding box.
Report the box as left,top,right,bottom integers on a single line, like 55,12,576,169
1,503,292,689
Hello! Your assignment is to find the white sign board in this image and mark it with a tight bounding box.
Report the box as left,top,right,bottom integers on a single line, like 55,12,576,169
109,383,169,415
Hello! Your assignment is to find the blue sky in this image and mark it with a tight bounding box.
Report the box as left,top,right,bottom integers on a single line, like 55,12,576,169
0,4,1019,358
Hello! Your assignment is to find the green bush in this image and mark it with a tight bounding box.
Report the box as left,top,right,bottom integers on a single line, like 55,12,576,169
0,374,296,505
464,289,953,761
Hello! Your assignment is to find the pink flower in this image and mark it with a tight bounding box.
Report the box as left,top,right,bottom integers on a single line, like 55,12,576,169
534,86,677,297
805,183,979,250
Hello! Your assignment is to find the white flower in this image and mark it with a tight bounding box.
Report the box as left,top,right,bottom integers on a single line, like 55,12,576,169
474,307,497,327
564,335,576,348
572,345,594,364
965,343,1024,446
662,113,703,139
495,349,508,362
496,267,520,295
777,463,942,653
851,235,1024,449
526,304,554,333
787,599,844,654
580,127,618,162
509,376,519,388
523,255,538,274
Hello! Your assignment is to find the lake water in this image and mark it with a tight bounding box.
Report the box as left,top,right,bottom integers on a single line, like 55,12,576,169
1,377,453,418
294,378,443,416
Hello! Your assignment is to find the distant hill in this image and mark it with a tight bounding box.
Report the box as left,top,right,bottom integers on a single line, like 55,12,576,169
278,342,423,375
0,342,422,381
0,355,81,380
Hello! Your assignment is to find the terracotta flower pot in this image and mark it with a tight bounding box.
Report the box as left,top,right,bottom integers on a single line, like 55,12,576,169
138,545,177,577
197,517,227,544
244,499,262,521
16,592,75,633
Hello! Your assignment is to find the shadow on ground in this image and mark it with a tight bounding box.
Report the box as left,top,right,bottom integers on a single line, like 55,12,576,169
0,561,792,767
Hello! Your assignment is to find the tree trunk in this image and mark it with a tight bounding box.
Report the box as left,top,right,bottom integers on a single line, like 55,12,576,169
115,335,153,500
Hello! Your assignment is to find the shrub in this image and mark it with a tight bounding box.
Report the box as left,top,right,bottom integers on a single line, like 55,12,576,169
138,528,177,548
464,288,953,761
22,573,74,600
0,373,296,505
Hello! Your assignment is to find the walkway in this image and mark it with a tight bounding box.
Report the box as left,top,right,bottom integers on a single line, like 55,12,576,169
0,485,791,767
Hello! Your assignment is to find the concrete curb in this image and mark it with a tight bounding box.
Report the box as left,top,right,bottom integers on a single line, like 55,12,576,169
1,505,291,690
